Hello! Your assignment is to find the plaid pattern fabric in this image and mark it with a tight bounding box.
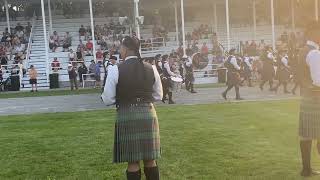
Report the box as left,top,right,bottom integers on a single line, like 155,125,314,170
113,103,161,163
299,90,320,139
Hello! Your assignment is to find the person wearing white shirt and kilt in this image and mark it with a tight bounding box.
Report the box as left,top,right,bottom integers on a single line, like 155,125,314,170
101,36,163,180
271,51,291,93
222,49,243,100
183,55,197,93
298,22,320,177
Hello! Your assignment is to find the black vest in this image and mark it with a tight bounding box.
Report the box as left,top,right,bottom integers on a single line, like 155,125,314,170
116,58,155,104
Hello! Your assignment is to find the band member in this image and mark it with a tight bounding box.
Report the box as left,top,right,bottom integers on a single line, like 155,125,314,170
222,49,243,100
162,54,176,104
290,49,301,95
155,54,162,74
241,53,253,87
183,55,197,93
259,46,275,91
298,22,320,177
101,36,163,180
271,51,290,93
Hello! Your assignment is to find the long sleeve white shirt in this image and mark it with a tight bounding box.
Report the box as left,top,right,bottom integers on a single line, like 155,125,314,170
306,41,320,87
281,56,289,68
163,61,176,76
101,57,163,106
244,57,253,70
230,56,241,70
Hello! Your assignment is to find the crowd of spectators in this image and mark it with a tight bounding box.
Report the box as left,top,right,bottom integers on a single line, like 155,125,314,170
186,24,210,46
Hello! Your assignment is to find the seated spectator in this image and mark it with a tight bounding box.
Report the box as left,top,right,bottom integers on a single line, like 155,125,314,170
86,40,93,55
191,42,199,53
14,53,24,64
79,25,87,40
14,43,25,54
78,40,85,53
0,54,8,67
96,49,103,62
0,65,3,91
69,49,76,62
52,31,60,45
89,60,96,75
15,23,24,32
201,42,209,56
0,45,6,56
78,62,88,83
49,36,58,52
51,57,61,72
62,32,72,52
76,47,84,62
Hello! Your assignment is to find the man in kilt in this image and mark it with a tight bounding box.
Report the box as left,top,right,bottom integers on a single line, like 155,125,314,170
271,51,291,93
298,22,320,177
101,36,163,180
259,46,275,91
222,49,243,100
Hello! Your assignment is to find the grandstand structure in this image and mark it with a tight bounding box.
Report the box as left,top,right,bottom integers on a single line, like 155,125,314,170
0,0,318,90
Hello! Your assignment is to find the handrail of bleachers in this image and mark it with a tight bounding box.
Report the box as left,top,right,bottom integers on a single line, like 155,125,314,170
25,13,36,70
82,73,96,88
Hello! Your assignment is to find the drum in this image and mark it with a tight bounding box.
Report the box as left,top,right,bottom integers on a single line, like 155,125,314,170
171,76,183,92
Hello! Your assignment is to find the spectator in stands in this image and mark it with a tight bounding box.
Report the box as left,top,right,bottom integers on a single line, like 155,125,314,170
0,54,8,67
243,41,250,55
79,25,87,40
76,47,84,62
51,57,61,73
29,65,38,92
191,42,199,53
94,61,101,89
258,40,266,55
68,64,78,91
78,40,86,54
14,43,25,54
52,31,60,45
89,60,96,75
0,65,3,91
15,23,24,32
14,53,24,64
201,42,209,57
96,49,104,62
49,36,58,52
25,22,32,36
78,62,88,83
68,49,76,62
186,32,192,45
249,40,257,56
62,32,72,52
86,40,93,55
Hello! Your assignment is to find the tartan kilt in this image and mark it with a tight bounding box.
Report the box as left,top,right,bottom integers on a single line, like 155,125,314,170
299,90,320,139
113,103,161,163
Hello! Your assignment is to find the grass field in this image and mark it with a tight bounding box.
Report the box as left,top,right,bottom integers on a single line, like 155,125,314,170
0,83,225,99
1,100,319,180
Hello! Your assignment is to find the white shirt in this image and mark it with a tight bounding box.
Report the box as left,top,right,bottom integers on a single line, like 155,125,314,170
163,61,176,76
101,56,163,106
281,56,289,68
306,42,320,87
244,56,252,70
185,57,192,67
230,56,241,70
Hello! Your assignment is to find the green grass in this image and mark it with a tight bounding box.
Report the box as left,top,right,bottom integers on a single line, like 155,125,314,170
0,84,225,99
0,88,101,99
1,100,319,179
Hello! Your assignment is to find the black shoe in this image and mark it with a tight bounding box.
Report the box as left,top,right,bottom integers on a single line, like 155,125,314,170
222,92,227,100
144,166,160,180
191,90,197,93
127,169,141,180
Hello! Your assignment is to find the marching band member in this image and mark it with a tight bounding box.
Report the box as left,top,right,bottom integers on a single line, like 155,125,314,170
222,49,243,100
183,55,197,93
162,54,176,104
271,51,290,93
298,23,320,177
259,46,275,91
101,36,163,180
241,53,253,87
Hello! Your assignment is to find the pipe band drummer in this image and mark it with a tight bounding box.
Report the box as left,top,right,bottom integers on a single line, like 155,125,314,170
101,36,163,180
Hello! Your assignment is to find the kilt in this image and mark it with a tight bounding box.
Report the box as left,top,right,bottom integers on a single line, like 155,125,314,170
113,103,161,163
226,71,241,86
299,89,320,139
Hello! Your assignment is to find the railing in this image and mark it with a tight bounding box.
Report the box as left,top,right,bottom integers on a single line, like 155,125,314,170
25,15,36,70
1,64,22,80
140,37,165,52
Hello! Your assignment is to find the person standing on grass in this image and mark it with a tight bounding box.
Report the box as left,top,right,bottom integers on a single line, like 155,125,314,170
298,22,320,177
28,65,38,92
68,64,78,91
101,36,163,180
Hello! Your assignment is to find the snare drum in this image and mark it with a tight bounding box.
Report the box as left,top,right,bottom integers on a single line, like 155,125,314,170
171,76,183,92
